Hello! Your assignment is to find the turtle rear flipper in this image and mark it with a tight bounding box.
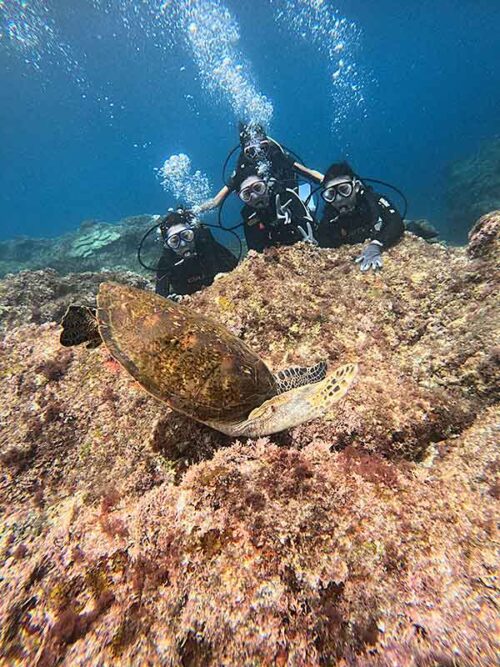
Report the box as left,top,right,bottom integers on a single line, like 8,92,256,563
274,360,327,394
60,306,102,349
217,363,358,437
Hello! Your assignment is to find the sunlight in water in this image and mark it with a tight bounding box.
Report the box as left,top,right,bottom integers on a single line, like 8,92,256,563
1,0,274,128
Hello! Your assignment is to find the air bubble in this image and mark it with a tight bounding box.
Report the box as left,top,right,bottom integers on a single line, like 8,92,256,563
158,153,212,209
270,0,368,128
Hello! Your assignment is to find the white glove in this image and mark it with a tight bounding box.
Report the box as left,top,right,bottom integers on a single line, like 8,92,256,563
297,221,318,245
355,241,383,272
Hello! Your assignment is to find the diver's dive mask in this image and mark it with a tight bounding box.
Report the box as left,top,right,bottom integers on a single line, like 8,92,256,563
243,140,270,161
238,178,270,209
161,221,197,258
321,178,361,216
166,227,194,251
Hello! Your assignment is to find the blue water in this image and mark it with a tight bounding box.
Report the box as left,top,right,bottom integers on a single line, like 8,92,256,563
1,0,499,243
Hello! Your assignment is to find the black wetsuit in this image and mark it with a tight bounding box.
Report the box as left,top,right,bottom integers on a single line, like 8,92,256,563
228,144,298,193
155,227,238,297
242,187,316,253
317,188,404,248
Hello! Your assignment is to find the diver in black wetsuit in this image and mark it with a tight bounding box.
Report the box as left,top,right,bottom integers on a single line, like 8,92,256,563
316,161,405,271
196,122,323,213
236,173,317,252
155,209,238,299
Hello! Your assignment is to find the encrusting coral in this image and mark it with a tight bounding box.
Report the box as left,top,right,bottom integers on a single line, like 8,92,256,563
0,212,498,666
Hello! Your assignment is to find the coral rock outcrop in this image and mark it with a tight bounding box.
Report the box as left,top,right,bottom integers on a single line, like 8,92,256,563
447,136,500,241
0,268,150,333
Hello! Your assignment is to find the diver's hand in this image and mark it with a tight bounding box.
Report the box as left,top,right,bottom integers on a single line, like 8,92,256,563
355,241,383,272
192,201,208,214
167,293,183,303
297,221,318,246
193,198,216,214
275,193,292,226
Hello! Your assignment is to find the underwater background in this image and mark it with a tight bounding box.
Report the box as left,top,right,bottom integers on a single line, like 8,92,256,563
1,3,500,664
1,0,500,245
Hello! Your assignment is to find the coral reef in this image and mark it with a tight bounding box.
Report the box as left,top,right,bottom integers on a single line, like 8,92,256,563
0,212,498,665
447,136,500,242
68,227,121,259
467,210,500,260
0,214,440,282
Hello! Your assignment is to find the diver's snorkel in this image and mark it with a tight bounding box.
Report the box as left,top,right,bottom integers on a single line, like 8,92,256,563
222,144,240,186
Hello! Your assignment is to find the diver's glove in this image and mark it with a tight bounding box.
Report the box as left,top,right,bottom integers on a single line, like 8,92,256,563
167,293,183,303
297,221,318,246
355,241,383,272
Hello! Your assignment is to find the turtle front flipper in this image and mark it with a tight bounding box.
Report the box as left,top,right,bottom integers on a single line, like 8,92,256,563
60,306,102,349
274,360,327,394
218,363,358,437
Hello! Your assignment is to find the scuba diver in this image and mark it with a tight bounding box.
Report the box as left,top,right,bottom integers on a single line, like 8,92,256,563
196,122,323,213
316,161,405,272
155,208,238,299
237,172,318,252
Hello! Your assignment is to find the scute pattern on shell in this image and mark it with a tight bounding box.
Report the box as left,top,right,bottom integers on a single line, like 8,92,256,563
97,283,277,423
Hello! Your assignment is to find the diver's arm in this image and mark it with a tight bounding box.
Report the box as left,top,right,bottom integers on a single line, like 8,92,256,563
293,162,324,184
195,185,231,213
371,198,405,248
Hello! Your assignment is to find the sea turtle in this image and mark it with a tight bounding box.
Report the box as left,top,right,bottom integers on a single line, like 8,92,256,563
60,282,358,437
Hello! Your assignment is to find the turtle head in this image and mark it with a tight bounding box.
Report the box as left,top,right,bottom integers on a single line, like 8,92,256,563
213,363,358,438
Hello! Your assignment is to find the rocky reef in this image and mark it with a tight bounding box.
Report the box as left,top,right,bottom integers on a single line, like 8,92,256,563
0,212,498,666
447,136,500,242
0,216,158,278
0,269,151,334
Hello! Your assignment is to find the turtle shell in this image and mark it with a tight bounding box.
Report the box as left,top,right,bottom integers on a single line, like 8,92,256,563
97,283,277,423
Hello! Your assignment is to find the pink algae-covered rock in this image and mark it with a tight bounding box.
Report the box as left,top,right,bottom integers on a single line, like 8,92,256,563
0,214,498,665
467,209,500,259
